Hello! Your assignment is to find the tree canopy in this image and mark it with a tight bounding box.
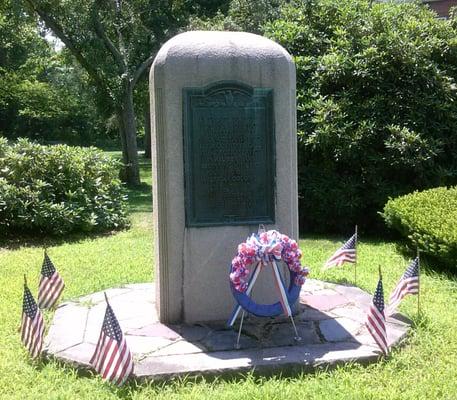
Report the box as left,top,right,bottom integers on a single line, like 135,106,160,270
0,0,107,145
21,0,230,185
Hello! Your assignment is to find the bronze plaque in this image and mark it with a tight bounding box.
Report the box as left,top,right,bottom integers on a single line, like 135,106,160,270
183,81,275,227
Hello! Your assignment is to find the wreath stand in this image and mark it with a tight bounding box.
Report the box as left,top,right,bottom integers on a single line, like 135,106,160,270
227,226,306,349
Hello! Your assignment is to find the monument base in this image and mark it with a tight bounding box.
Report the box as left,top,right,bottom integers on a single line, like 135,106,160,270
43,280,411,381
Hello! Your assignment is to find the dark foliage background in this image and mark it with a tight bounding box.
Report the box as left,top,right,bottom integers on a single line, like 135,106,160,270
266,0,457,233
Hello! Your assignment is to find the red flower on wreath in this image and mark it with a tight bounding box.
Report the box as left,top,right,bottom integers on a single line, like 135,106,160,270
230,230,309,292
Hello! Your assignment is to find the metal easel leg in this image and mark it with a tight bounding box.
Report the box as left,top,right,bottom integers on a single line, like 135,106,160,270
227,262,261,327
289,314,301,341
271,260,302,341
235,310,246,349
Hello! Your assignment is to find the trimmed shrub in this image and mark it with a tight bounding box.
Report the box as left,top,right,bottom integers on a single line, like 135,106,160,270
0,138,129,235
266,0,457,233
381,187,457,268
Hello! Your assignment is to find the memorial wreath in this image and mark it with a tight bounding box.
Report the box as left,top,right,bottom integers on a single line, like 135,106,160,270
229,229,309,317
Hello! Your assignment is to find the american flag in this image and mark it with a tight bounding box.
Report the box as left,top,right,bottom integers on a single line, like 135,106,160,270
90,296,134,386
387,257,419,315
324,233,357,269
38,251,65,309
365,277,388,355
21,279,45,359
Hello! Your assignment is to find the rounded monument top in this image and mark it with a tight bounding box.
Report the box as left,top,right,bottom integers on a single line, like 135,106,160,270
153,31,293,67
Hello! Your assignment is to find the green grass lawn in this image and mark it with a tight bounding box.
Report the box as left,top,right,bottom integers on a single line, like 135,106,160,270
0,156,456,399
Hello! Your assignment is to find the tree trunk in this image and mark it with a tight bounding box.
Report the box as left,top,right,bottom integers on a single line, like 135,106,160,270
118,84,141,186
144,107,151,159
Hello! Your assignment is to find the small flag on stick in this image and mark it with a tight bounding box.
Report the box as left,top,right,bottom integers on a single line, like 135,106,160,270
90,294,134,386
365,269,388,355
38,250,65,309
324,232,357,269
21,275,45,359
387,257,419,316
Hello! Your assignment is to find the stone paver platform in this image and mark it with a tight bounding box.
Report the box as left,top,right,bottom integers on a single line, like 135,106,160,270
44,280,411,381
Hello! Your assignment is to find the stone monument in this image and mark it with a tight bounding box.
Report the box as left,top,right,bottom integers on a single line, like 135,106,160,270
150,31,297,324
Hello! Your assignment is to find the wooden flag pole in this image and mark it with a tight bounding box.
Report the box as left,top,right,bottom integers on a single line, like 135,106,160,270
19,274,27,332
104,292,110,306
417,248,421,316
354,225,358,286
378,264,382,281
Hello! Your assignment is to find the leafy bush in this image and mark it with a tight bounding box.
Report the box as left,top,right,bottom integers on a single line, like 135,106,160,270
382,187,457,268
266,0,457,233
0,138,128,235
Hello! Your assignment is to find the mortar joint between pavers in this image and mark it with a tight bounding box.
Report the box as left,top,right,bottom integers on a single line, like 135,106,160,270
51,341,85,356
313,320,326,344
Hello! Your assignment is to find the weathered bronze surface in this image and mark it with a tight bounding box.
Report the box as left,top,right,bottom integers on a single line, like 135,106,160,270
183,81,275,227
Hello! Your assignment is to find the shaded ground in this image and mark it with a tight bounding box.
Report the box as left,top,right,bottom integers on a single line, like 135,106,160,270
44,280,409,381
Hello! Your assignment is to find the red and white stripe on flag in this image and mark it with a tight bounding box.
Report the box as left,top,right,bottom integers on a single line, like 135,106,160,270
90,302,134,386
366,303,388,355
38,252,65,309
387,277,419,315
38,272,65,309
324,233,357,269
324,249,356,268
21,284,45,359
387,258,419,315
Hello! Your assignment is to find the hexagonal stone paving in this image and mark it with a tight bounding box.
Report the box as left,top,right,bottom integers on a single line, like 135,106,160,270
43,280,411,381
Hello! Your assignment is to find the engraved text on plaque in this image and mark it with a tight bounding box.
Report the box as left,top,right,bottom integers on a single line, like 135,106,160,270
183,81,275,227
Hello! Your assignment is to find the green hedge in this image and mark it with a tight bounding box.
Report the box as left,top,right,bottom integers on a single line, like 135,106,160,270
0,138,129,235
382,187,457,268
